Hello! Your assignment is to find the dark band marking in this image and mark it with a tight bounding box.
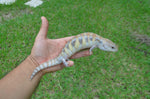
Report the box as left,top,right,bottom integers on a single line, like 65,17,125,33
85,36,88,42
71,39,76,47
78,37,83,44
62,48,65,53
66,44,69,49
89,36,93,41
95,37,102,43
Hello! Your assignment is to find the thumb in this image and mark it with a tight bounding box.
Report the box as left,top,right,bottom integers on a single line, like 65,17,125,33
36,16,49,40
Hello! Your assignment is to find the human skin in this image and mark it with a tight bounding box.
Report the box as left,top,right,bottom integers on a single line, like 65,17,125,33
0,16,92,99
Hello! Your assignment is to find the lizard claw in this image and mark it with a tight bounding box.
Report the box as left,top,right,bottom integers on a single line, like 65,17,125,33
64,62,69,67
89,51,92,55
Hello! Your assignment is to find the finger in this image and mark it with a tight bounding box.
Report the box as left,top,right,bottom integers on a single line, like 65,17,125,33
42,61,74,74
70,49,92,59
63,36,74,42
36,16,49,40
57,36,74,43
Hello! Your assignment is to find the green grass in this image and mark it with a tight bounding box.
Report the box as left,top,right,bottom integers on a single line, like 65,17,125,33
0,0,150,98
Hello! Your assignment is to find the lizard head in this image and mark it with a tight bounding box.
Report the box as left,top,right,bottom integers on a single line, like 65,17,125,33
96,37,118,52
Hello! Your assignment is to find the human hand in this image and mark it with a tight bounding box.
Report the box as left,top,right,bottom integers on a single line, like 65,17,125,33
31,16,92,75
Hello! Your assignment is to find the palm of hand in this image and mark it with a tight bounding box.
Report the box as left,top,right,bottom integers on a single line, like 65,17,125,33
31,37,72,64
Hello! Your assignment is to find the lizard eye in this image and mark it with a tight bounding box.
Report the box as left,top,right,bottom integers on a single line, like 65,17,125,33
112,46,115,49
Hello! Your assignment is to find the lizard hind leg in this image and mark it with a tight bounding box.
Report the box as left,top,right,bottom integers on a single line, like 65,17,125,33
62,58,69,67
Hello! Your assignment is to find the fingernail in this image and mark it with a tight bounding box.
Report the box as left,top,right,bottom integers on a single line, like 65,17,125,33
41,16,45,21
67,61,74,67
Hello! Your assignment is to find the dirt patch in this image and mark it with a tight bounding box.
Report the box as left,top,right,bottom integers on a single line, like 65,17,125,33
130,47,150,56
0,8,33,23
2,13,13,20
20,9,33,15
133,33,150,46
131,33,150,56
93,96,100,99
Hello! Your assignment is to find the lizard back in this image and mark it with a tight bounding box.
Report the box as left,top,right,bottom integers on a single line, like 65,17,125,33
58,32,99,59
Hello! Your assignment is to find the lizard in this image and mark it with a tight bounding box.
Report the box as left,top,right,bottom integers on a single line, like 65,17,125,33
30,32,118,80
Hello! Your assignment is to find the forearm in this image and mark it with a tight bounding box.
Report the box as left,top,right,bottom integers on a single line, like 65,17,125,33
0,55,42,99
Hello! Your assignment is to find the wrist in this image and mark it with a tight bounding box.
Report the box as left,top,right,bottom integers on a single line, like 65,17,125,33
19,55,43,80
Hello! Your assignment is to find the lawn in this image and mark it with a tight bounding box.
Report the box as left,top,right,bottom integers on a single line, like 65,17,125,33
0,0,150,98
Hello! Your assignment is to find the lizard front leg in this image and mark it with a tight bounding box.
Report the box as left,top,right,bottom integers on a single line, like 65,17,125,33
89,45,97,54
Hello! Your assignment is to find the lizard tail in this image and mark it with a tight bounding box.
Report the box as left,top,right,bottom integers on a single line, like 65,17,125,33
30,57,61,80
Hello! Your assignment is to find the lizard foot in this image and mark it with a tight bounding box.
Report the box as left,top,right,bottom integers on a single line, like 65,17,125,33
62,59,69,67
90,45,97,54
